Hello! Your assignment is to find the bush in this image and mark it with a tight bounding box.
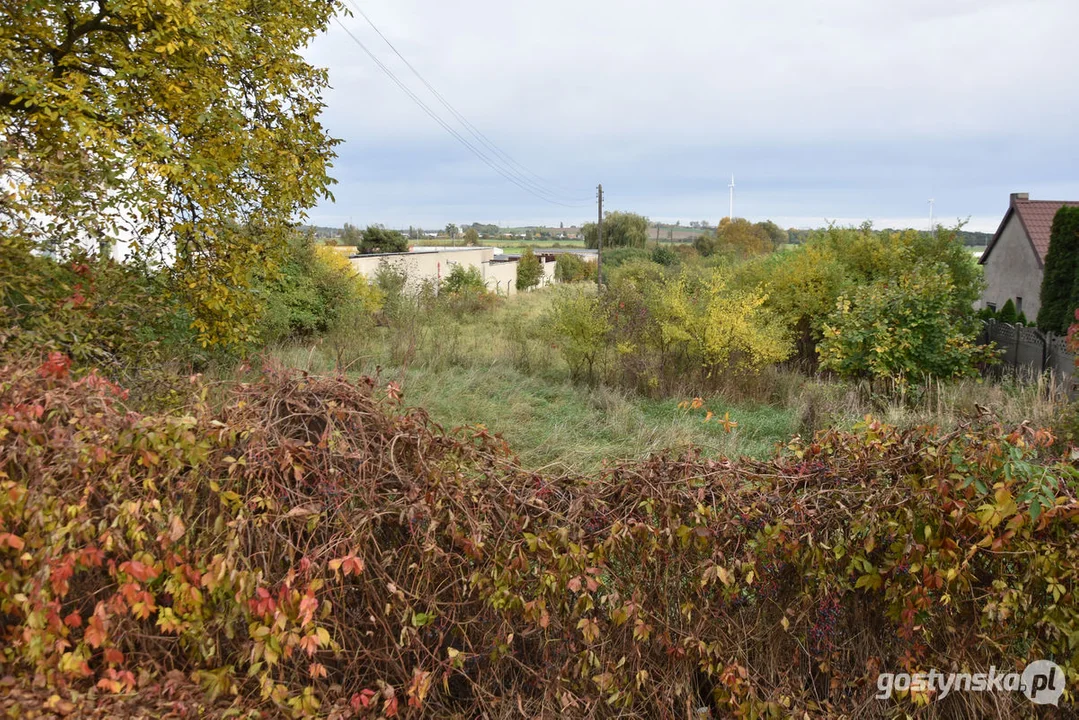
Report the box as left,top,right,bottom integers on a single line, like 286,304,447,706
3,360,1078,718
516,248,543,291
554,253,596,283
0,232,200,372
1037,207,1079,333
546,288,610,381
257,233,381,343
997,298,1018,324
650,244,677,266
819,268,994,380
442,264,487,295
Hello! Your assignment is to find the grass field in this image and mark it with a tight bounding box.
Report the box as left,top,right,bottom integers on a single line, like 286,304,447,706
268,284,1066,473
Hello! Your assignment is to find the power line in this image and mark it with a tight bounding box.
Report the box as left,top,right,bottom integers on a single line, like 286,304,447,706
333,17,589,208
342,0,593,203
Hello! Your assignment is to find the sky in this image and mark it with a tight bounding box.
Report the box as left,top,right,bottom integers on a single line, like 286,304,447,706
305,0,1079,233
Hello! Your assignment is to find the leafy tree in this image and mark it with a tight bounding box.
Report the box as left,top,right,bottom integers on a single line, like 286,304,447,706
755,220,789,249
997,299,1018,325
516,247,543,291
1037,207,1079,333
818,268,991,380
695,218,772,258
360,225,408,254
582,211,649,249
442,264,486,295
463,227,480,245
342,223,363,247
0,0,339,347
445,224,459,240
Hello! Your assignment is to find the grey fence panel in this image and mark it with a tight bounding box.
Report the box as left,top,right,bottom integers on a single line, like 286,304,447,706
978,320,1077,397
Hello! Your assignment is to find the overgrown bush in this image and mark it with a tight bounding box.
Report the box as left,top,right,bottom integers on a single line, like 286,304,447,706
818,268,994,380
257,233,381,343
442,264,486,295
554,253,597,283
2,359,1078,718
0,232,201,371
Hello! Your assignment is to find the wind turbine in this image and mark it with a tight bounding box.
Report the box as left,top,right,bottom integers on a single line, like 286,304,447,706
928,198,935,232
728,175,736,221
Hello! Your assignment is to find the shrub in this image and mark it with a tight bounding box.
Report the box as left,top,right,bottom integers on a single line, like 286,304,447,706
3,360,1078,718
554,253,596,283
650,244,677,266
546,288,610,381
997,298,1018,324
1038,207,1079,333
442,264,487,295
819,268,994,380
257,233,381,343
516,248,543,291
0,232,200,371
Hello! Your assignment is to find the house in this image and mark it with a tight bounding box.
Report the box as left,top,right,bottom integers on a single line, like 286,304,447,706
979,192,1079,319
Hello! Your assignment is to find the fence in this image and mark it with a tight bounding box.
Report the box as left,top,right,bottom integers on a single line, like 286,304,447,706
978,320,1077,396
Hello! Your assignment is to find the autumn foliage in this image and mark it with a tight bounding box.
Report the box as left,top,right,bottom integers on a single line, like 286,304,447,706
2,358,1078,717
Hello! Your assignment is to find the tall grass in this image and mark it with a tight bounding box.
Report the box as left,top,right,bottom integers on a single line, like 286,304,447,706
268,286,1071,471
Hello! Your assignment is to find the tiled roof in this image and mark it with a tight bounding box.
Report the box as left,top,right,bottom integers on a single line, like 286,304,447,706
1013,200,1079,263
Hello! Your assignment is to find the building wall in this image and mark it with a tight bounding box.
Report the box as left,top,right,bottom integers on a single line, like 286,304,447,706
349,248,495,292
981,214,1044,318
348,247,559,298
482,261,518,296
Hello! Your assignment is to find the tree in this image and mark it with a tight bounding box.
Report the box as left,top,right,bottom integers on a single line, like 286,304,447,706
516,248,543,291
0,0,339,347
555,253,596,283
463,227,480,246
756,220,789,249
1037,207,1079,333
360,226,408,254
582,211,649,249
445,224,459,241
342,223,363,247
716,218,773,258
547,288,610,382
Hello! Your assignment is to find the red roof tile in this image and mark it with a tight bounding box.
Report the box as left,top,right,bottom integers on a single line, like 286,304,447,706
1013,200,1079,263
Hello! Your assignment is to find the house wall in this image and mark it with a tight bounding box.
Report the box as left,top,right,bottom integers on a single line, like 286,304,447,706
482,261,518,296
981,214,1044,318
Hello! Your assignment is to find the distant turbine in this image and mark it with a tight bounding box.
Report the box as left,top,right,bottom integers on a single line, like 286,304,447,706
928,198,935,232
729,175,736,221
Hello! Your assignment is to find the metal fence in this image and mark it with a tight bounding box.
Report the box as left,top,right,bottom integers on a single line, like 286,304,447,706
978,320,1077,396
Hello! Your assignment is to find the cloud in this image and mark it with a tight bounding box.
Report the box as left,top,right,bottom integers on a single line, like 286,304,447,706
305,0,1079,228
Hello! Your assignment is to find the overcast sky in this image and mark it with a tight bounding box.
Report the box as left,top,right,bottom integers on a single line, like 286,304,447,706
305,0,1079,232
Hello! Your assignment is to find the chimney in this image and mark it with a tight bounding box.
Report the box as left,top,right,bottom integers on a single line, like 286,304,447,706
1011,192,1029,203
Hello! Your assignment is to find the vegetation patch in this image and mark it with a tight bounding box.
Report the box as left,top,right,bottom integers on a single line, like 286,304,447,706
2,358,1077,717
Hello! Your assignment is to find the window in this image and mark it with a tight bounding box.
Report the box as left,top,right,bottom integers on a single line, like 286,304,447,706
1016,297,1023,313
987,302,997,312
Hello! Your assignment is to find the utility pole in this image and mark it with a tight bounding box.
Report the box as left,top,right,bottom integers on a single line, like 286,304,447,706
596,184,603,289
